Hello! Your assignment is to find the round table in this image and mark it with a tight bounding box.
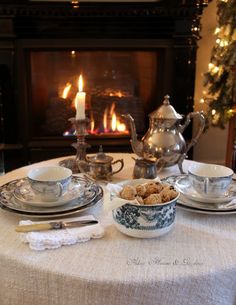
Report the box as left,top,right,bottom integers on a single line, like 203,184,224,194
0,153,235,305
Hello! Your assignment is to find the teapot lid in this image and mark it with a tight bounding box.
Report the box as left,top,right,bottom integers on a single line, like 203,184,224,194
150,95,183,119
88,145,113,164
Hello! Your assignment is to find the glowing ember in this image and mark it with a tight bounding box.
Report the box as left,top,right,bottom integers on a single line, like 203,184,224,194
117,122,126,132
63,130,71,136
109,90,123,97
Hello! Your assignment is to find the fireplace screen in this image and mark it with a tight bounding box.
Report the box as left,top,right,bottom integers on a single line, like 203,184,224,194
30,50,160,137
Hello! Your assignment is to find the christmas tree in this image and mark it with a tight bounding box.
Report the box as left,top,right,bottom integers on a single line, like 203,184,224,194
203,0,236,128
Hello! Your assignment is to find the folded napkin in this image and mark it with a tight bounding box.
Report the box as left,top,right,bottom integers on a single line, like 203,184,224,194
18,215,104,251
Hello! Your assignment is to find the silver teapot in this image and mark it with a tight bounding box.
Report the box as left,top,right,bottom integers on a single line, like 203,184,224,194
124,95,205,173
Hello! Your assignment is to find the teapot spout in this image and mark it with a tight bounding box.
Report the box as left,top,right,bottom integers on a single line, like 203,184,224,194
122,114,144,157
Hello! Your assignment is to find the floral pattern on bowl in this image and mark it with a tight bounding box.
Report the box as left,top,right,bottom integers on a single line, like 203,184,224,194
111,178,179,238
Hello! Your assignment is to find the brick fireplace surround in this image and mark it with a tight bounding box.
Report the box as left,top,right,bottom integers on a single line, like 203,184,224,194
0,0,209,171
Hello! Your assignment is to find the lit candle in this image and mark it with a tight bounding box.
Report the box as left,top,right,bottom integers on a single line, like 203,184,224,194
75,75,86,120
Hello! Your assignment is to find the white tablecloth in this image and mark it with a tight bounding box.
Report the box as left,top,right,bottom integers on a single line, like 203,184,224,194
0,153,235,305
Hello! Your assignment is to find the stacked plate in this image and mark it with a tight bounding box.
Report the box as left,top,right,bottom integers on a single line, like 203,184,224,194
162,175,236,215
0,176,103,218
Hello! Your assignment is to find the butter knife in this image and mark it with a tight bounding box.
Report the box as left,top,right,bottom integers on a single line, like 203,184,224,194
15,219,98,232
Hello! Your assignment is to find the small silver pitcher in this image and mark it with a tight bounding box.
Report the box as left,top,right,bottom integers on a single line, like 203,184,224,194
133,158,158,179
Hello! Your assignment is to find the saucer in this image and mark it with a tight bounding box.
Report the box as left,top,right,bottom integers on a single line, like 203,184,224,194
175,176,236,204
14,177,86,207
0,176,102,215
177,201,236,215
177,195,236,214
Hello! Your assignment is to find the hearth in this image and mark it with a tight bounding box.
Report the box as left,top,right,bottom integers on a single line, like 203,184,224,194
0,0,209,171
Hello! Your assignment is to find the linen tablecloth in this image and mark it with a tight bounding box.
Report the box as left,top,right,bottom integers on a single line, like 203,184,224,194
0,153,235,305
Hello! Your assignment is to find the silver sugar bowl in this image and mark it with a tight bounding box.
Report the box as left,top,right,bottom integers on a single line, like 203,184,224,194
79,146,124,180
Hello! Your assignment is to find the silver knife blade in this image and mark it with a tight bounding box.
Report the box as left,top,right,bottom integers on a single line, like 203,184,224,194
15,219,98,232
60,220,98,229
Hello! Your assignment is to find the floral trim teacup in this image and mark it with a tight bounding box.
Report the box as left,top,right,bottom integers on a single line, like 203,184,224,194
188,163,233,198
27,166,72,202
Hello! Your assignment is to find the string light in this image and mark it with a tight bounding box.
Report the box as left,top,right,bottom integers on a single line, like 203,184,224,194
202,0,235,128
208,63,214,70
214,27,221,35
208,63,220,74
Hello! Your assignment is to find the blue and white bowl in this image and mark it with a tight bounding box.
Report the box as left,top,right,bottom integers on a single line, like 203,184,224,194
112,179,179,238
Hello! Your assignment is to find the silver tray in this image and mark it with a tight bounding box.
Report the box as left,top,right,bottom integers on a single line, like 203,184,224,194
0,176,103,218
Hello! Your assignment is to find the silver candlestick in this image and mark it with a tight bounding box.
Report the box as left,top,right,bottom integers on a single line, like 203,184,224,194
59,117,90,173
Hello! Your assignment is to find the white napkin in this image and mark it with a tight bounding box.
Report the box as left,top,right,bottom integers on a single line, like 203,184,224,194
18,215,104,251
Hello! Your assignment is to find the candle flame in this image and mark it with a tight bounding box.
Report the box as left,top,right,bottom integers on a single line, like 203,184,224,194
78,75,83,92
62,83,72,99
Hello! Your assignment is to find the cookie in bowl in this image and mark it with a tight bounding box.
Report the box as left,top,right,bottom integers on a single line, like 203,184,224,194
111,179,180,238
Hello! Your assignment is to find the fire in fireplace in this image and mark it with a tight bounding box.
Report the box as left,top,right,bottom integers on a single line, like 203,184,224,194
30,50,153,138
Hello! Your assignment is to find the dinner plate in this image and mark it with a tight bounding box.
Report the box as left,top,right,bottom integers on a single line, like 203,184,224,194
0,176,102,215
0,187,103,218
177,194,236,213
175,175,236,204
177,200,236,215
13,177,86,207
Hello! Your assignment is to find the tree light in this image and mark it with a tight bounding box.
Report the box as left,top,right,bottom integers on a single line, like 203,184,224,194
214,27,221,35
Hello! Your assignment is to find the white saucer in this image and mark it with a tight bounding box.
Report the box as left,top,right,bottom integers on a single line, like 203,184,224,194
14,178,85,207
178,193,236,212
175,176,236,204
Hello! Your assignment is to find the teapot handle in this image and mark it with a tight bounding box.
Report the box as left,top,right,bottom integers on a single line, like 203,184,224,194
177,111,205,173
111,159,124,175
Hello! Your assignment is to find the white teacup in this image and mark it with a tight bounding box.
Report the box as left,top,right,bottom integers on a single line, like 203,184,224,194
188,163,233,198
27,166,72,202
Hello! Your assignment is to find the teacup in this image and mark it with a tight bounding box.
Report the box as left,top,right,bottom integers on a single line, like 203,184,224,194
188,163,233,198
27,166,72,202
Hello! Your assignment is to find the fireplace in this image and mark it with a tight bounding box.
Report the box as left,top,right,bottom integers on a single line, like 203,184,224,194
29,49,157,137
0,0,209,171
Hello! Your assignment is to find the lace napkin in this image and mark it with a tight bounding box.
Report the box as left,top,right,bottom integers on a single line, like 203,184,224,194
18,215,104,251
